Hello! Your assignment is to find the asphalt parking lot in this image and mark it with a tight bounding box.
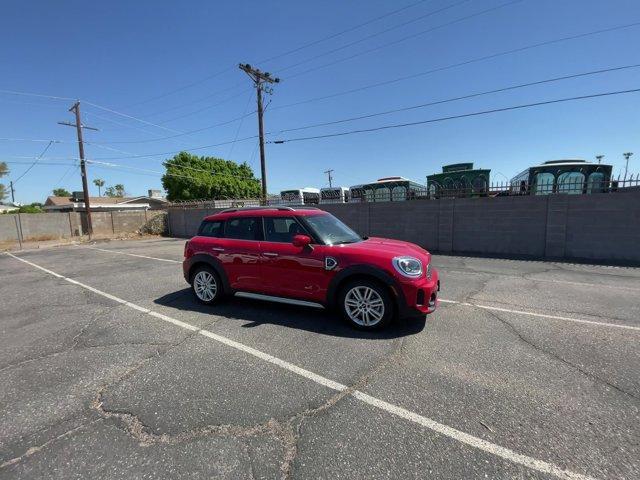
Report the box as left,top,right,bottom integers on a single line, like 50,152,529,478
1,237,639,480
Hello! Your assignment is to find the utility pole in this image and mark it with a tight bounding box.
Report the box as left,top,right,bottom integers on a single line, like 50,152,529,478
9,181,15,203
595,155,604,164
58,102,98,237
623,152,633,180
324,169,334,188
239,63,280,204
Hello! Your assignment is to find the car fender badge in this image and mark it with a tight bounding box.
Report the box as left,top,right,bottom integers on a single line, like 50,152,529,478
325,257,338,270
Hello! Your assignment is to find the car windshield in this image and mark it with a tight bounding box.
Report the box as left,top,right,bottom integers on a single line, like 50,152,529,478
304,213,362,245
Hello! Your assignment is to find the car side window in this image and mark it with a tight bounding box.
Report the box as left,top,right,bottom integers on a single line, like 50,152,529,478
198,220,224,238
224,217,262,241
264,217,304,243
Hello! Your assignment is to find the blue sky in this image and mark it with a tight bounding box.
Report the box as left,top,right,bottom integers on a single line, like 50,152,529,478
1,0,639,203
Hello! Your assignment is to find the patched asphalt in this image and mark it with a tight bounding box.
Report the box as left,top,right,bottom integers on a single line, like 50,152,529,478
1,237,638,479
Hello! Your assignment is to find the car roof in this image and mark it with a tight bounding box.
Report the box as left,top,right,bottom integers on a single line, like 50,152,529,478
203,206,327,221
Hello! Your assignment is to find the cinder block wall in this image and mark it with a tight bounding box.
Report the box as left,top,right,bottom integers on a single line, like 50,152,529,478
166,192,640,264
0,210,165,243
16,213,75,241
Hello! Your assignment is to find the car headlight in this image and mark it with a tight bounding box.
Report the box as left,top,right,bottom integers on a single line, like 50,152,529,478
392,256,423,278
426,262,432,280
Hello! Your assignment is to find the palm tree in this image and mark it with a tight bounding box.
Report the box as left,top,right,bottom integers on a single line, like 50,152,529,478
93,178,105,196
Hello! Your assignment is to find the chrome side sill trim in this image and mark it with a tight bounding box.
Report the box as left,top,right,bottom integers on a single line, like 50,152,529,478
234,292,325,309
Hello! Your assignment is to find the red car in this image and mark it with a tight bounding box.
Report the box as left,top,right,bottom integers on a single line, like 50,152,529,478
183,206,439,330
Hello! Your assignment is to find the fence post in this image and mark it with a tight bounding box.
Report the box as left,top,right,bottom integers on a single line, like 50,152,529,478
110,211,115,235
14,215,22,250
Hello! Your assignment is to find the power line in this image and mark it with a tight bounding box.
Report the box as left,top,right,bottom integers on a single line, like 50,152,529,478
227,92,255,159
82,101,183,134
120,0,432,109
258,0,433,67
272,21,640,110
122,67,237,109
11,140,57,184
270,63,640,134
270,87,640,144
4,158,260,182
85,110,256,144
56,163,79,185
0,89,75,101
0,137,73,144
140,84,249,119
88,159,260,181
86,134,258,160
152,89,253,125
283,0,523,80
274,0,471,75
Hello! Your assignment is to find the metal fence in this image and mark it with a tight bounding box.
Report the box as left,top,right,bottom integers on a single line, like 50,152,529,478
166,174,640,207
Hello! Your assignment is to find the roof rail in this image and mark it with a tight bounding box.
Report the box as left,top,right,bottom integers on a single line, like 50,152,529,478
218,205,322,214
219,206,275,213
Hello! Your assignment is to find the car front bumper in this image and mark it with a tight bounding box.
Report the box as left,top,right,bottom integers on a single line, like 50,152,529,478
394,268,440,317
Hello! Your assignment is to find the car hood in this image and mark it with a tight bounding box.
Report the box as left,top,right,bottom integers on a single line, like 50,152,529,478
336,236,430,260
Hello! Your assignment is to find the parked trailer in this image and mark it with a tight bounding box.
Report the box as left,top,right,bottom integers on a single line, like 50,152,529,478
320,187,350,203
280,187,321,205
349,177,426,202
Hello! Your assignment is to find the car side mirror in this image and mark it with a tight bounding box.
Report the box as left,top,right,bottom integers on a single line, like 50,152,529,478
292,234,312,248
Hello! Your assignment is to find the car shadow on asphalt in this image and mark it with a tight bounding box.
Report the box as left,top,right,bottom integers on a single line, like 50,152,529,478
154,288,426,340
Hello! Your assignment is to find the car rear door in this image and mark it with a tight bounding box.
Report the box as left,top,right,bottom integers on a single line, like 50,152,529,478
260,215,329,302
216,216,263,291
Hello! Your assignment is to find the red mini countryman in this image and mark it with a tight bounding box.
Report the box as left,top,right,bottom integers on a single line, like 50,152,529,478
183,207,439,330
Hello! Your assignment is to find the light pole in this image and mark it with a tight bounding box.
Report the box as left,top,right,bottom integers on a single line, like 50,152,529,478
595,155,604,164
623,152,633,180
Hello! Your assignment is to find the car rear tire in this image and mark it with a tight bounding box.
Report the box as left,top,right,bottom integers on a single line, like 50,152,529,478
339,279,393,330
191,265,223,305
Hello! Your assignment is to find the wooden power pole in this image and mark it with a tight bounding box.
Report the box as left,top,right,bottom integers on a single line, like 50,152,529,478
58,102,98,237
239,63,280,203
324,169,334,188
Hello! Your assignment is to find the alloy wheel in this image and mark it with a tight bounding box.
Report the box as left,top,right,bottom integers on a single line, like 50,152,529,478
194,270,217,302
344,286,385,326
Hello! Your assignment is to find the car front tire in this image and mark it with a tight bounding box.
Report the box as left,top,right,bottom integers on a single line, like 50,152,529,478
191,265,223,305
338,279,393,330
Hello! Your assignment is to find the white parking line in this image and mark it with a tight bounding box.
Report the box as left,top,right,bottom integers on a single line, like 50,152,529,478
82,246,639,333
441,269,640,293
438,299,640,332
5,251,595,480
81,246,181,263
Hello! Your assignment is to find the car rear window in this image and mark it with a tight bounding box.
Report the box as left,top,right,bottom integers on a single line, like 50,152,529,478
224,217,262,241
198,220,224,238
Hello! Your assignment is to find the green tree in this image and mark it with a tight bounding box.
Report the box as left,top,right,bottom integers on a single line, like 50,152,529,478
0,162,8,202
93,178,105,196
105,184,126,197
53,188,71,197
162,152,261,201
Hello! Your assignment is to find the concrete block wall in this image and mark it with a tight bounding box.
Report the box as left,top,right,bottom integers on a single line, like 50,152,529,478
0,210,164,244
0,215,21,242
165,192,640,264
16,213,76,241
453,196,548,257
564,192,640,262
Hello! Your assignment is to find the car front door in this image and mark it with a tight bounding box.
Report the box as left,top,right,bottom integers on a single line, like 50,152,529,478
216,216,263,291
260,215,329,302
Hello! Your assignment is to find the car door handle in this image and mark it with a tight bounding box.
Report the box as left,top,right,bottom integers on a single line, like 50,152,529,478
211,247,225,252
263,252,278,257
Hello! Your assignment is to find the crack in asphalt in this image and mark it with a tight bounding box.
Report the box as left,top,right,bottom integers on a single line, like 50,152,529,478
484,308,640,403
87,325,407,480
0,305,117,373
0,419,102,469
